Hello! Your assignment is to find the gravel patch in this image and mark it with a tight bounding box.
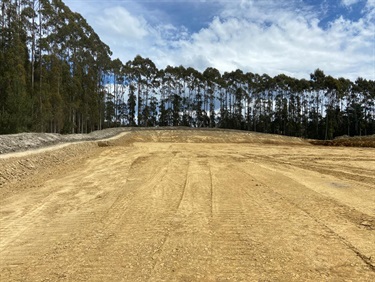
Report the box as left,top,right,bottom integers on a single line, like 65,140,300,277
0,128,130,154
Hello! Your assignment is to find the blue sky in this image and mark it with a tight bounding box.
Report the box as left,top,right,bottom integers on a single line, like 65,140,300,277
64,0,375,80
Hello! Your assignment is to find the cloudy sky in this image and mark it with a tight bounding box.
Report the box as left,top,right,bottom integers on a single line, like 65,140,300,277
64,0,374,80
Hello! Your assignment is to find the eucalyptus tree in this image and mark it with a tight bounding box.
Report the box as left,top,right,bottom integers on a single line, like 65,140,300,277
127,81,137,126
309,69,326,138
290,78,309,137
221,71,234,128
250,73,272,133
183,67,201,126
91,33,112,131
350,78,368,136
288,78,304,136
171,66,185,126
127,55,158,126
250,73,262,131
363,79,375,135
109,58,124,126
180,67,192,126
233,69,247,129
124,61,137,126
274,74,294,135
286,77,302,136
192,69,205,127
330,77,349,136
28,0,113,133
216,73,227,128
157,69,168,126
1,1,374,139
160,65,175,126
259,73,274,133
203,67,221,127
323,75,341,139
147,68,160,127
0,0,31,133
141,57,158,126
243,72,256,130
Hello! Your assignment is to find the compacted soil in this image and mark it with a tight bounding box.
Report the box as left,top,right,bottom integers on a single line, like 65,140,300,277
0,129,374,281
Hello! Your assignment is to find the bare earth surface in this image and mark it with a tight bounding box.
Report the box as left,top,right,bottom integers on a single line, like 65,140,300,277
0,129,374,281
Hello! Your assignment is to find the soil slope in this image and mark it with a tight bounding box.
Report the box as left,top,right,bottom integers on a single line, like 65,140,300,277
0,129,374,281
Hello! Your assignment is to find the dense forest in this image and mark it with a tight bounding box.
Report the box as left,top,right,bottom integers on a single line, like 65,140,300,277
1,0,374,139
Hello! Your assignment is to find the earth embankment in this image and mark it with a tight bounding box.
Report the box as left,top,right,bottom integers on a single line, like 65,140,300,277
0,129,374,281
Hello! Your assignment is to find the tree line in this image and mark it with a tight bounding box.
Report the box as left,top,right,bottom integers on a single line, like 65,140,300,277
1,0,374,139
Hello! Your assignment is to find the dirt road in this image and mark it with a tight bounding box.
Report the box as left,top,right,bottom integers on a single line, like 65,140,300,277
0,130,374,281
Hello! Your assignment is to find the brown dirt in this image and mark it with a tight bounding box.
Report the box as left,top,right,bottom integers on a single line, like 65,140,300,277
0,129,374,281
309,135,375,148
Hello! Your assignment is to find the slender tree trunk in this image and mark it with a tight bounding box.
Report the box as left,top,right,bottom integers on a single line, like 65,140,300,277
38,0,43,132
28,0,36,124
137,81,141,126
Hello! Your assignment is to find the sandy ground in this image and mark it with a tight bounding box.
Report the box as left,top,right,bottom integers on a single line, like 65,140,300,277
0,129,374,281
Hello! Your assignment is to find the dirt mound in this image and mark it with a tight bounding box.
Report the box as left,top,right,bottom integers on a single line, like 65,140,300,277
1,128,374,281
0,128,308,191
0,128,129,155
113,128,309,146
0,142,100,194
0,127,309,156
309,135,375,148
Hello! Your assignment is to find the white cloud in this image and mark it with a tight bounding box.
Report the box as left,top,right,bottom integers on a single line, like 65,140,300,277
155,2,374,80
365,0,375,19
96,7,149,40
64,0,375,80
341,0,362,6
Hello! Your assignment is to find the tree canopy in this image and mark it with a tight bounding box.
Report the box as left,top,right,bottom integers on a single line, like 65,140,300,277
1,0,374,139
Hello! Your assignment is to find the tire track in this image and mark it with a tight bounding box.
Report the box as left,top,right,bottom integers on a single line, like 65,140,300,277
148,155,214,281
68,149,182,281
252,153,375,187
234,162,375,273
208,163,214,218
176,161,190,211
148,158,191,278
208,161,261,280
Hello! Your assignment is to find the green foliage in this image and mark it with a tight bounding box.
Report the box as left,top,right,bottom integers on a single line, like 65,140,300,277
0,1,373,139
0,0,112,134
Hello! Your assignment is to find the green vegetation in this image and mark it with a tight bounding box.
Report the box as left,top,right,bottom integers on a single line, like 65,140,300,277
1,0,374,139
